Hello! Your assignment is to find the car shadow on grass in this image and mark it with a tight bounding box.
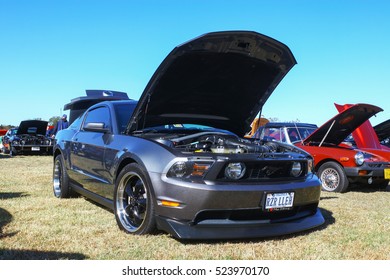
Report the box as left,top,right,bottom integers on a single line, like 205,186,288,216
0,249,86,260
0,208,16,239
348,184,390,193
0,192,29,199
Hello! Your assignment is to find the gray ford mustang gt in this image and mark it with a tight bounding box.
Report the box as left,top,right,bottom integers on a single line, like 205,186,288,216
53,31,324,239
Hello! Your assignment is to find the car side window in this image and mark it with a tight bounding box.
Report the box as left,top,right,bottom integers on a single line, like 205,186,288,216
82,106,111,131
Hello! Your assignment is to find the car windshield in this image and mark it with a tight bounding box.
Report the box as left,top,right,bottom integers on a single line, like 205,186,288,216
286,127,316,142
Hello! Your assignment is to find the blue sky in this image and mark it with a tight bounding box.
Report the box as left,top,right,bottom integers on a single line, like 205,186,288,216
1,0,389,128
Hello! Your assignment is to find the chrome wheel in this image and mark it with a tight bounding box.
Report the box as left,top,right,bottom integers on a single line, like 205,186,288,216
116,171,148,233
320,168,339,192
53,159,62,197
318,161,349,193
52,154,71,198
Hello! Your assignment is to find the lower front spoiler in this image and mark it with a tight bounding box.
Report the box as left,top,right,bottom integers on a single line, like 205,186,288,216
156,208,324,240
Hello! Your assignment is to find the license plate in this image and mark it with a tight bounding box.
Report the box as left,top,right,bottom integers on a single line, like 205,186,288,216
385,169,390,180
265,192,294,210
31,147,40,151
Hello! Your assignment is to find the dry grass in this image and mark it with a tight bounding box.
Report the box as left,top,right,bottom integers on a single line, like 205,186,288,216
1,154,389,260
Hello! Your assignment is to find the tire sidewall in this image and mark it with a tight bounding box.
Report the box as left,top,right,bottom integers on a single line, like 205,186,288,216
53,154,70,198
318,162,349,193
114,163,156,235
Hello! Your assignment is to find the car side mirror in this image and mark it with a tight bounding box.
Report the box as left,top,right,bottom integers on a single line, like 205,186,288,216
83,122,110,133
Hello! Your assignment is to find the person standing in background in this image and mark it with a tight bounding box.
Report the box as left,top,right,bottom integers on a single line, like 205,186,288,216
51,114,69,137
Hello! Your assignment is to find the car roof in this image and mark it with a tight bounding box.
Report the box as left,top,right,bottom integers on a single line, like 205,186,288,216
263,122,318,129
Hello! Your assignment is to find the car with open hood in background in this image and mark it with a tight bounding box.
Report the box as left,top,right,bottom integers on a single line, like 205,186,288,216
254,104,390,193
298,104,389,193
374,119,390,148
6,120,53,156
53,31,324,240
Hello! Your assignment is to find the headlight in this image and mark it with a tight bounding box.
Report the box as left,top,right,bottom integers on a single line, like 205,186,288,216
167,160,213,179
290,162,302,177
12,140,19,145
355,152,365,166
167,161,188,178
225,162,246,180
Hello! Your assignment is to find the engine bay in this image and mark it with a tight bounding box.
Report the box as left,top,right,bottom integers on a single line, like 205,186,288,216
151,132,303,155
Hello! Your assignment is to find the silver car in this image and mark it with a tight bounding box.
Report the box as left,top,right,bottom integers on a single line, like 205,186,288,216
53,31,324,239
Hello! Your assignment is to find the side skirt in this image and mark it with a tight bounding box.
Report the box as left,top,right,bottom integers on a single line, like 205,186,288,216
70,182,114,211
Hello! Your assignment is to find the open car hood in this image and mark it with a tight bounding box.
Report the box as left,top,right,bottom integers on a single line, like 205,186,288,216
126,31,297,136
335,103,384,149
303,103,383,146
374,119,390,142
17,120,48,135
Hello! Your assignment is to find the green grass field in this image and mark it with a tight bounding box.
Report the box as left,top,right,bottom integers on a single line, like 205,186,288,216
1,155,389,260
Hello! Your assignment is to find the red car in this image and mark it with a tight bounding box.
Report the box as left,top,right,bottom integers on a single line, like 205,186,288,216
254,104,390,192
296,104,390,192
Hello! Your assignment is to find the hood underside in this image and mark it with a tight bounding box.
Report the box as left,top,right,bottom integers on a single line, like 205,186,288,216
303,103,383,146
17,120,48,135
374,119,390,142
126,31,297,136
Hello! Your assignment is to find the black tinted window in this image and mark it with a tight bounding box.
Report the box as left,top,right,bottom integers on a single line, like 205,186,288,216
114,103,137,133
83,106,111,130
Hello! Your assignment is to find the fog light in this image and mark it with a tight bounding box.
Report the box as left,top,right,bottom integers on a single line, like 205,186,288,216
225,162,246,180
291,162,302,177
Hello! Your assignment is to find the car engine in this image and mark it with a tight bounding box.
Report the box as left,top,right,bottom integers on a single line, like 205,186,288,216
153,132,301,155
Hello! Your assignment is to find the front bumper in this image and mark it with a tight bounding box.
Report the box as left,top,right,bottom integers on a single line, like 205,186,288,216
149,172,324,239
156,208,324,240
12,145,53,154
344,162,390,183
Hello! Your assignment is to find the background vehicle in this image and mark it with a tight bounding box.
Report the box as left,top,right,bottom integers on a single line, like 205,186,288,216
374,119,390,148
1,127,18,154
64,89,130,124
253,104,390,192
8,120,53,156
53,31,324,240
253,122,317,144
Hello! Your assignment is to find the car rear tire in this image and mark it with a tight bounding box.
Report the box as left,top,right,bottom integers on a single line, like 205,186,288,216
318,162,349,193
53,154,72,198
114,163,156,235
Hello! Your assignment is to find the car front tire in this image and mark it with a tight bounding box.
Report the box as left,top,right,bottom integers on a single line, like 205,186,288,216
318,161,349,193
53,154,72,198
114,163,156,235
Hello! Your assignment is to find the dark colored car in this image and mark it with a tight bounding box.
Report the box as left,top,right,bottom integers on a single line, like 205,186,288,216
6,120,53,156
375,119,390,148
253,122,318,144
53,31,324,240
64,89,130,124
1,127,18,154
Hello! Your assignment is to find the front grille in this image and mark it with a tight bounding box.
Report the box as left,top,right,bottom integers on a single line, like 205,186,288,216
217,161,307,181
367,163,390,168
